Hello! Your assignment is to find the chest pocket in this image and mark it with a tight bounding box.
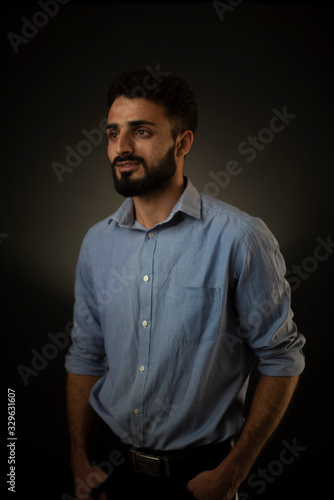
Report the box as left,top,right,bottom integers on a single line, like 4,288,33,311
166,285,221,345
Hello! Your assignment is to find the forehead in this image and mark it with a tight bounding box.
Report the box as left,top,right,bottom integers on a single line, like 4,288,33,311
107,96,168,125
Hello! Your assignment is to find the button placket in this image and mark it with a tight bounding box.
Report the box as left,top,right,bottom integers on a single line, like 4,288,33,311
130,229,158,446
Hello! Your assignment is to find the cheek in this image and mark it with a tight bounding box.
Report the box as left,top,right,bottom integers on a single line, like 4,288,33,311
143,140,169,161
107,142,115,160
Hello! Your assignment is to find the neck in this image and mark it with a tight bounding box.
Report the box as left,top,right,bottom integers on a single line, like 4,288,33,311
133,175,186,229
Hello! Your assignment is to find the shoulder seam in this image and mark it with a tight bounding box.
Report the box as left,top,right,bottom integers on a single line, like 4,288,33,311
201,202,255,225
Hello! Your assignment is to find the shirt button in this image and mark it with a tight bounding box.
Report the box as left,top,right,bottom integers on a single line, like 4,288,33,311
142,320,148,327
148,232,154,238
139,365,145,372
143,275,150,282
134,408,140,415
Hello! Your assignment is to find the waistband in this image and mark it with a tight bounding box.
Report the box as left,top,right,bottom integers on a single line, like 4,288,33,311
101,424,233,479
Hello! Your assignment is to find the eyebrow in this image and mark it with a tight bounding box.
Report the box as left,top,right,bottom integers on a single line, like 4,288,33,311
106,120,157,131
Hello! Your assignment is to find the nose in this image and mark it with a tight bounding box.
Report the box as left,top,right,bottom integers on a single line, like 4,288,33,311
115,131,134,156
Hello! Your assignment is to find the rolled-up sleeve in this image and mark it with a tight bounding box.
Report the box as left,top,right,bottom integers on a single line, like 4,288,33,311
233,217,306,376
65,231,107,376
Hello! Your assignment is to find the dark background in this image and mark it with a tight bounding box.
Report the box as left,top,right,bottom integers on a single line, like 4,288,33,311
2,1,333,499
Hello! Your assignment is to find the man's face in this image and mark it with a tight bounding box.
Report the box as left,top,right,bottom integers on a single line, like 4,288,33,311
107,96,179,197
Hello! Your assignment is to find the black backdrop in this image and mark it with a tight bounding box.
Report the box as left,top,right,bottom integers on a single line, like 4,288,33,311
2,1,333,499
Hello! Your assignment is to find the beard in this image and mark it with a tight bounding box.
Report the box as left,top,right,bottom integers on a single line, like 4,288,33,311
111,143,177,197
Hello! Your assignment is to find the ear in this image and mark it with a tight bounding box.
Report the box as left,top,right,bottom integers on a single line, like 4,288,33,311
176,130,194,158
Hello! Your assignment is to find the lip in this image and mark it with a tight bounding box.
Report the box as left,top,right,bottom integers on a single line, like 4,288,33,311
116,161,141,172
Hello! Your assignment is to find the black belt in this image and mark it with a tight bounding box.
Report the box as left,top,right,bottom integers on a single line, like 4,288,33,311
90,416,234,480
114,437,233,478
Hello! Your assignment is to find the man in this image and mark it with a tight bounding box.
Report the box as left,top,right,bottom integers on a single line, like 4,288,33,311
65,68,305,500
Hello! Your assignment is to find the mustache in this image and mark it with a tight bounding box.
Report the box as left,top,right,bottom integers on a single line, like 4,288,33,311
112,155,146,167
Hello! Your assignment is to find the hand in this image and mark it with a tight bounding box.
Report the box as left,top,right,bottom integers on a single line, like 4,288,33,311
73,461,108,500
186,461,242,500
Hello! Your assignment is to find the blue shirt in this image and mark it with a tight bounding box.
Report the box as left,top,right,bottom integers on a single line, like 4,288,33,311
65,177,305,451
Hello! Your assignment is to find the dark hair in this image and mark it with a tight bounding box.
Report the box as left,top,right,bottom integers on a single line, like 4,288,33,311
107,68,198,140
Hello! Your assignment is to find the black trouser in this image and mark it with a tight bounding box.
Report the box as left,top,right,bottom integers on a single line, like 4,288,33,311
88,415,236,500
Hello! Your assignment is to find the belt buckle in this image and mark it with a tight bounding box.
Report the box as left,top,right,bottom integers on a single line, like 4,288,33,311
132,451,170,477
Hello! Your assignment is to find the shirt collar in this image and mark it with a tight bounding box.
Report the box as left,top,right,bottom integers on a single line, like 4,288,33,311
109,176,202,229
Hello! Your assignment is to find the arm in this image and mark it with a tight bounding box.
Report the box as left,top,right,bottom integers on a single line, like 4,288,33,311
67,373,108,500
187,374,299,500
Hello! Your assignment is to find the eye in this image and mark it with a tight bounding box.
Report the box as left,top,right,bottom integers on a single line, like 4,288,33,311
108,131,118,140
136,129,151,137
